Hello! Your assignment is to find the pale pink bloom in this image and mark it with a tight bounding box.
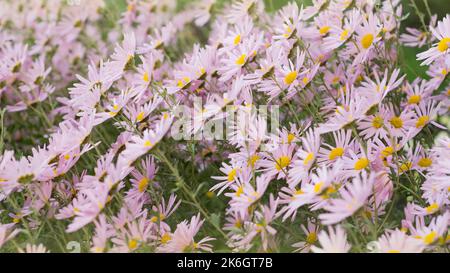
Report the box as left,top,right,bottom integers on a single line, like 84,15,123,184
303,0,329,20
228,110,268,148
90,214,114,253
235,195,278,251
280,162,342,221
260,143,295,180
106,32,137,80
341,141,375,178
311,225,351,253
278,186,311,221
318,86,367,134
400,15,437,47
0,223,20,248
384,105,416,138
425,55,449,89
377,229,424,253
138,24,176,53
317,130,353,165
410,194,446,217
319,173,374,225
118,112,173,167
64,182,110,233
111,213,154,253
351,12,382,65
292,218,320,253
211,162,243,195
193,0,216,27
288,129,321,186
222,15,254,48
68,60,112,111
402,78,433,108
150,194,181,232
226,0,264,24
358,69,404,113
122,96,163,127
272,2,304,41
417,15,450,65
132,54,159,98
218,34,263,82
410,213,449,247
226,174,270,218
19,244,49,253
323,9,361,51
126,156,158,202
157,214,215,253
413,100,445,130
244,45,283,87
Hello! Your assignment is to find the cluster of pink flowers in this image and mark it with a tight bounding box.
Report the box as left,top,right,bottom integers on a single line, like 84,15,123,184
0,0,449,253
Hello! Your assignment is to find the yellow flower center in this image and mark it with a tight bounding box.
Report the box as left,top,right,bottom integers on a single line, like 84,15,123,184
329,147,344,160
177,76,191,88
314,182,324,194
144,140,153,148
389,116,403,129
128,239,138,250
287,133,295,144
340,29,350,41
302,77,309,85
415,115,429,128
248,154,260,167
138,177,149,192
136,111,145,122
408,95,421,105
143,72,150,82
227,168,237,182
306,232,317,244
160,233,171,244
284,71,298,85
425,203,439,214
236,185,244,197
93,247,104,253
418,157,432,168
283,26,293,38
387,250,401,253
303,153,314,166
275,156,291,171
381,146,394,157
354,157,369,170
400,161,412,172
372,115,384,129
361,33,374,49
332,76,340,84
235,54,247,66
424,231,437,245
437,37,450,52
234,34,241,45
319,26,330,35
